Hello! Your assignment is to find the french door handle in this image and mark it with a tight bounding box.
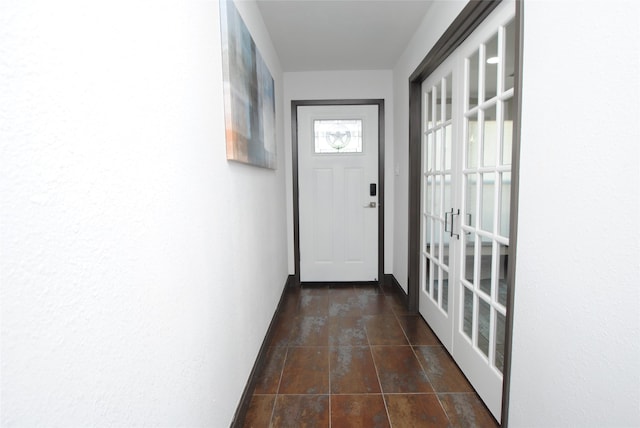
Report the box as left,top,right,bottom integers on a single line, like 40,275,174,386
445,208,460,240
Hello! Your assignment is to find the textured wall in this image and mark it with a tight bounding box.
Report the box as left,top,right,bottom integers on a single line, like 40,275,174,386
0,1,287,426
509,1,640,425
391,1,467,292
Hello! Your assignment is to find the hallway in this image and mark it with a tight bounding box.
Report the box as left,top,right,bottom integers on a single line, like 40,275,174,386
241,284,497,427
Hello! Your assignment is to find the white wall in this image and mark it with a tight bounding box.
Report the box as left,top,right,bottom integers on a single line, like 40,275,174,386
0,1,287,426
283,70,395,275
509,1,640,425
391,1,467,292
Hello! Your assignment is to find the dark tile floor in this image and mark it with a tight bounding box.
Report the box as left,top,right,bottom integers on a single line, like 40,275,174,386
243,283,498,427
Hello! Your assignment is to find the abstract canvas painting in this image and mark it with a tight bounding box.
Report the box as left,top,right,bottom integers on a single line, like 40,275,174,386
220,0,277,169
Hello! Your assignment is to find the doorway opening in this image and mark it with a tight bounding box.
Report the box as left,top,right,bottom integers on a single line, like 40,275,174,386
291,99,385,287
407,0,523,424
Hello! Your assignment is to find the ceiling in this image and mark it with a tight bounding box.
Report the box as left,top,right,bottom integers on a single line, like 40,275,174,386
256,0,437,71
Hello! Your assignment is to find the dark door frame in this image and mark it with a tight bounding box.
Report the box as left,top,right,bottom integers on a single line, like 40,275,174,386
291,99,385,287
406,1,523,425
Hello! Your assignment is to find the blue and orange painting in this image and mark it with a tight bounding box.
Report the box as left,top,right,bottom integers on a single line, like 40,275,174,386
220,0,276,169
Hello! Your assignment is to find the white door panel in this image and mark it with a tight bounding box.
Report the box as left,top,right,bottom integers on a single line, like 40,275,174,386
419,54,458,352
344,167,366,262
312,168,333,261
298,104,378,282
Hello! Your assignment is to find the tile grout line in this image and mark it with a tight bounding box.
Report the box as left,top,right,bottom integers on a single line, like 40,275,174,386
365,297,394,428
391,294,456,427
397,305,456,427
267,298,294,427
327,300,331,428
252,285,497,426
409,344,455,426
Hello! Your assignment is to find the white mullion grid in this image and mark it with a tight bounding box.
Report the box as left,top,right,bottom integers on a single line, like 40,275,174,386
430,257,436,300
421,212,427,254
432,80,438,128
438,80,444,128
459,280,474,343
421,206,433,297
439,264,450,315
420,164,429,295
459,168,479,287
479,42,486,106
490,270,507,376
474,107,484,171
494,294,508,314
462,165,511,175
438,77,444,127
490,23,510,294
441,76,446,123
422,253,429,295
434,132,442,216
443,118,454,174
460,49,477,348
459,252,475,291
423,88,430,130
421,212,432,261
422,172,430,216
494,95,504,172
421,76,433,246
484,119,506,372
501,88,515,100
460,226,508,247
495,143,510,239
453,10,518,386
420,83,428,298
488,92,503,301
433,77,446,306
443,74,452,196
434,256,441,306
486,239,499,368
425,131,430,174
474,287,492,363
465,90,513,118
492,313,506,377
488,25,509,376
463,53,470,113
420,225,428,295
420,124,428,300
498,24,506,96
471,225,482,351
493,289,508,316
422,174,428,236
421,235,430,293
458,233,491,296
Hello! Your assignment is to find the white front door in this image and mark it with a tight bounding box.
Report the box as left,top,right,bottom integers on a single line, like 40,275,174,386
297,104,379,282
419,1,516,422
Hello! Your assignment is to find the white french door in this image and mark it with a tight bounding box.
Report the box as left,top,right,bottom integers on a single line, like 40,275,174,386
419,53,458,350
419,1,516,422
298,104,379,282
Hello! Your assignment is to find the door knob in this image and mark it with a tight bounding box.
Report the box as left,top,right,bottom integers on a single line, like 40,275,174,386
363,202,377,208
